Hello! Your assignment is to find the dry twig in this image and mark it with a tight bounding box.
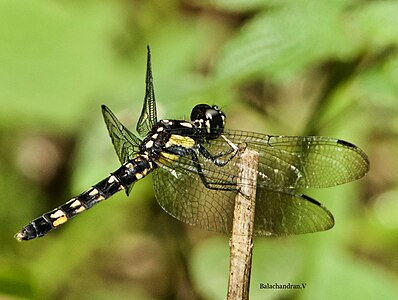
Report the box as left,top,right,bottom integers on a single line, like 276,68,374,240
227,148,259,300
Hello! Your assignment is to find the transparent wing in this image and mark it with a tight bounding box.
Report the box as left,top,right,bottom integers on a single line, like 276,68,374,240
152,155,334,236
223,129,369,189
160,128,369,190
136,46,157,137
150,128,369,235
101,105,142,195
253,190,334,235
102,105,141,163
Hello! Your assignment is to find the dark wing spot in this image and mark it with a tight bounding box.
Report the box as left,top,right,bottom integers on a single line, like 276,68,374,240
337,139,356,148
301,194,322,206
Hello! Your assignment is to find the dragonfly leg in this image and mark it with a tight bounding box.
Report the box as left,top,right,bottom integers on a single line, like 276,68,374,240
199,135,246,167
164,145,239,191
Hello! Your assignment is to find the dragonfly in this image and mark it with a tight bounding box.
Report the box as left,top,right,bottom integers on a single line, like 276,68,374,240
15,47,369,241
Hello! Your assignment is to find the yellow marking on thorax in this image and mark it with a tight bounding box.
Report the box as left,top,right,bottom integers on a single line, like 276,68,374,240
158,152,179,164
145,140,154,148
166,134,195,149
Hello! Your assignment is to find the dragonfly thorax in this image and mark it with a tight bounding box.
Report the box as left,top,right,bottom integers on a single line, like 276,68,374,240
191,104,225,140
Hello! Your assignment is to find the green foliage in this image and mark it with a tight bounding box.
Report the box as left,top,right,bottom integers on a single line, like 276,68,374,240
0,0,125,132
216,0,354,83
1,0,397,299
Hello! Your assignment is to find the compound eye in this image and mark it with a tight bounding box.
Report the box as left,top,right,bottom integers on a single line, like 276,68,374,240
190,104,211,122
206,106,225,130
191,104,225,138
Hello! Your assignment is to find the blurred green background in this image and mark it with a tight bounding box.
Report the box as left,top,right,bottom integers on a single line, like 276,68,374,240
1,0,398,299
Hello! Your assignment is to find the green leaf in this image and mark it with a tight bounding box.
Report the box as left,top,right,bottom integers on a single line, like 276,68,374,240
304,249,398,299
191,237,305,300
215,0,356,83
0,0,123,132
352,1,398,50
196,0,269,12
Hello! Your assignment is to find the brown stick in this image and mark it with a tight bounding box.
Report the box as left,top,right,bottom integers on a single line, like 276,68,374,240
227,149,259,300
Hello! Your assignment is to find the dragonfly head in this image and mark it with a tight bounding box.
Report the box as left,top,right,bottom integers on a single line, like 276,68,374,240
191,104,225,140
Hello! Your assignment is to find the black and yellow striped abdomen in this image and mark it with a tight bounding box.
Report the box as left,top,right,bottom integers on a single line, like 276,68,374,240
15,156,154,241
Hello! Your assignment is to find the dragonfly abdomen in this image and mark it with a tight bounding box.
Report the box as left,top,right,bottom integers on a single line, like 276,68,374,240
15,155,154,241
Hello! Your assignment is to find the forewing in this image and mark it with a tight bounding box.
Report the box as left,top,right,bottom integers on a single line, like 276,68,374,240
137,46,157,137
223,129,369,189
